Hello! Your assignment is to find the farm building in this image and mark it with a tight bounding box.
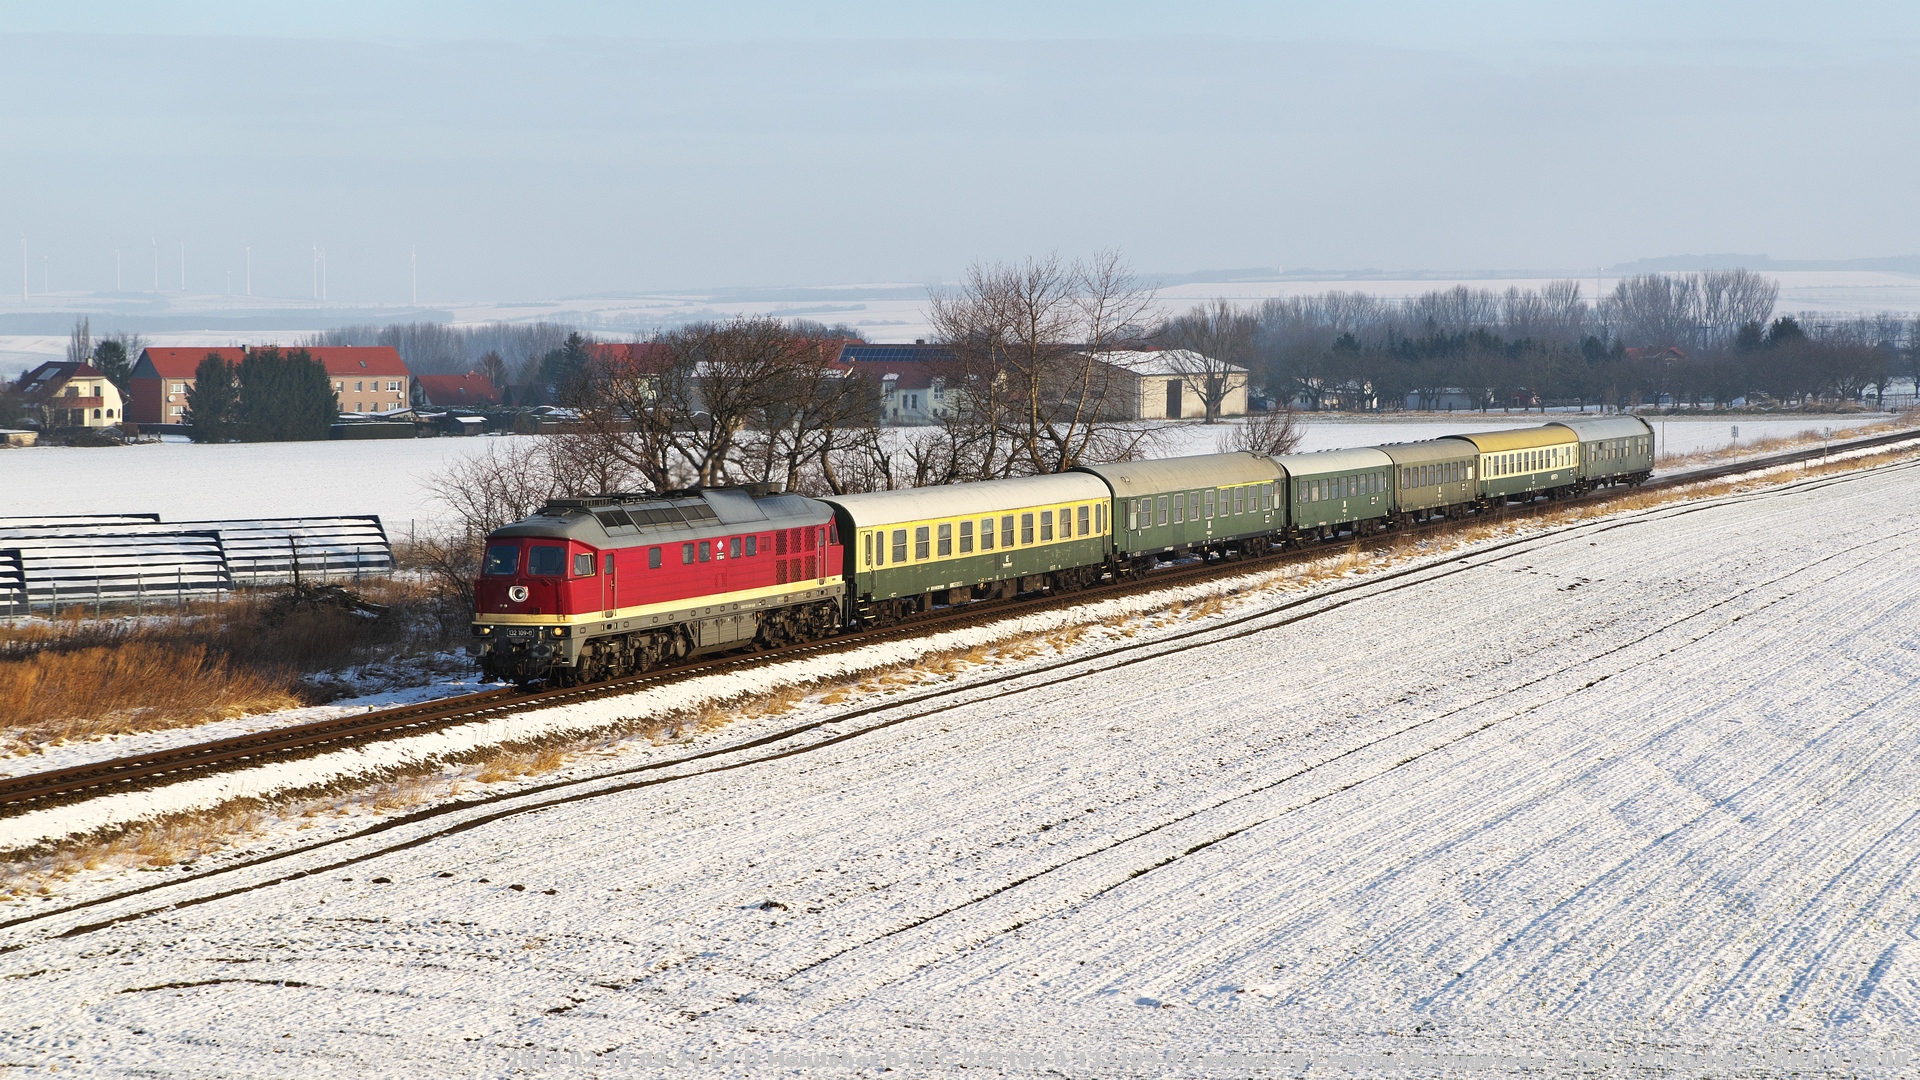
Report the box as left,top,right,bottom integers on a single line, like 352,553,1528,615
1090,349,1249,420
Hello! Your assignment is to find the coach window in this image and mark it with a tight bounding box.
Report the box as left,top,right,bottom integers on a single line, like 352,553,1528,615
960,520,974,553
915,526,931,560
981,518,996,550
1200,490,1212,519
1078,505,1091,534
1040,510,1054,541
1095,503,1104,533
1021,513,1035,545
937,522,953,556
1156,495,1169,526
1057,507,1070,538
1002,515,1016,547
1172,493,1184,523
574,552,595,577
1128,500,1140,530
891,529,908,563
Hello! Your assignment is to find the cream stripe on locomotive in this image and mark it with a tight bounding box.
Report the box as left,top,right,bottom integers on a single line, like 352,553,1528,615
857,497,1108,570
477,576,828,627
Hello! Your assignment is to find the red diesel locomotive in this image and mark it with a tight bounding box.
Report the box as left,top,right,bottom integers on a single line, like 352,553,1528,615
472,486,844,683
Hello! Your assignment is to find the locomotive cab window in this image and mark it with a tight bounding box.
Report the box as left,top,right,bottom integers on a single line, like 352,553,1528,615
648,546,662,570
729,537,742,559
682,543,695,565
484,545,519,576
527,545,567,577
573,552,595,577
745,536,757,556
698,541,712,562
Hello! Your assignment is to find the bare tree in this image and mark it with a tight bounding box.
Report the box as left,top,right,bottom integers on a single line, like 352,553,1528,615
928,250,1159,476
1215,405,1302,456
1158,298,1256,423
65,317,92,366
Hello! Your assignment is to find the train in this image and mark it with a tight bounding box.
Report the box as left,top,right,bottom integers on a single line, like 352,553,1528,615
472,415,1653,683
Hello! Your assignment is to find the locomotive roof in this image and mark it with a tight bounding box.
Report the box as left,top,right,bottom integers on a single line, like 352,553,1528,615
1072,452,1283,498
820,472,1109,528
1547,415,1654,442
489,488,829,544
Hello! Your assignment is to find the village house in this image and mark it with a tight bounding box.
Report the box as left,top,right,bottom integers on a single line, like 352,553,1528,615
14,361,126,430
834,343,958,423
128,345,413,425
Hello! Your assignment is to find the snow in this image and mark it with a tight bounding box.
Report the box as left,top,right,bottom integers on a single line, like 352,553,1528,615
1,415,1891,532
5,454,1920,1073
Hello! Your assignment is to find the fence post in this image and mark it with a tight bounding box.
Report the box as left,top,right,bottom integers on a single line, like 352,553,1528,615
95,579,101,619
137,572,143,616
354,546,362,584
176,567,183,611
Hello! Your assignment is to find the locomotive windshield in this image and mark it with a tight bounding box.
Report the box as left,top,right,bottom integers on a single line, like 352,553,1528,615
527,544,568,577
483,545,520,576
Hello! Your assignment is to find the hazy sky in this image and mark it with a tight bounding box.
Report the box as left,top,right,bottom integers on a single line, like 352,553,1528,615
4,2,1917,304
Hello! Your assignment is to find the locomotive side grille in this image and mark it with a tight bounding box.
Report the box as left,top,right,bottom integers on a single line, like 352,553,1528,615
804,555,817,579
775,531,788,555
803,527,816,551
775,559,789,584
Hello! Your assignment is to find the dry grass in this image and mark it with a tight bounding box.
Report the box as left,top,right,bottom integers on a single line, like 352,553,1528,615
0,581,458,753
0,641,300,752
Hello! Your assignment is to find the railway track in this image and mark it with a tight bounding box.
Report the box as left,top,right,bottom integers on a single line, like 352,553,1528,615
5,448,1918,944
3,423,1915,820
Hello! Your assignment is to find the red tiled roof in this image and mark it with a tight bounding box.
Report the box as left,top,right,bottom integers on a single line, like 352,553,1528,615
587,342,674,371
417,372,501,406
134,345,412,379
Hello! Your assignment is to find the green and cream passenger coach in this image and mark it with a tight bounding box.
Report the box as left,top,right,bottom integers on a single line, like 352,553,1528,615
820,472,1112,623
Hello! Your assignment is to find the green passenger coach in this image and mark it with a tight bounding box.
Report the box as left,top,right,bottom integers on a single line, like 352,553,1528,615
1274,447,1396,539
820,472,1112,623
1073,452,1285,569
1549,415,1655,488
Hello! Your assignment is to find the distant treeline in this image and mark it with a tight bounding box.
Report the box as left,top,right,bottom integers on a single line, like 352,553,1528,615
1231,273,1920,410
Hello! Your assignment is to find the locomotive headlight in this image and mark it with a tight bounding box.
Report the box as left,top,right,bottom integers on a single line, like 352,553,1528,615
551,626,568,637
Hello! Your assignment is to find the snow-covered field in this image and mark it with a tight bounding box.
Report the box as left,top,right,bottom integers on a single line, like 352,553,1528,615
1,414,1891,533
4,455,1920,1075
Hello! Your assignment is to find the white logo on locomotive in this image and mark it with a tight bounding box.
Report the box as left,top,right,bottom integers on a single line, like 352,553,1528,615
508,585,528,602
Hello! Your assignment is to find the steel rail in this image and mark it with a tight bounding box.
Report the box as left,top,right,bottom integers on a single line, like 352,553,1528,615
3,423,1914,816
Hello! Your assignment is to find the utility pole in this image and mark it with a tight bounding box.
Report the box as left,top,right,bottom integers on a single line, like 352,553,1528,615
321,248,327,302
